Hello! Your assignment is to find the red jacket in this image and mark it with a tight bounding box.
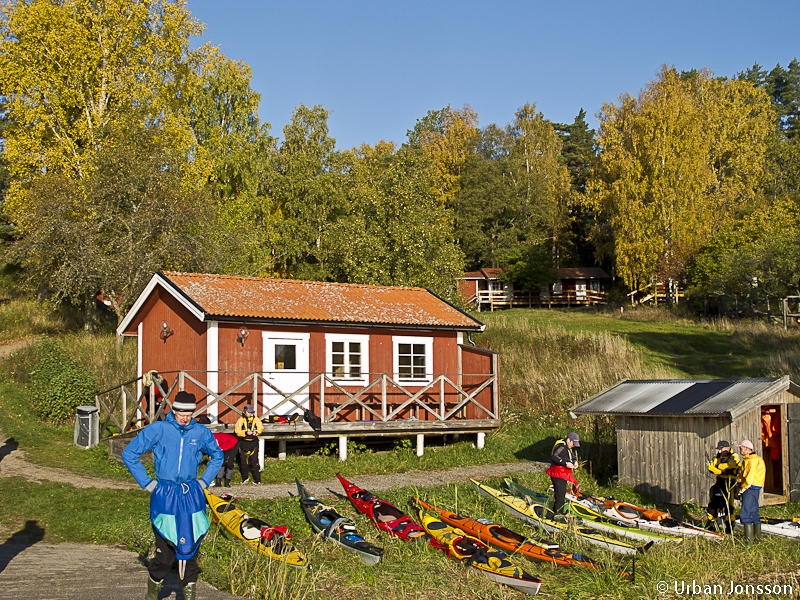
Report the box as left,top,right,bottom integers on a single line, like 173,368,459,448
214,432,239,452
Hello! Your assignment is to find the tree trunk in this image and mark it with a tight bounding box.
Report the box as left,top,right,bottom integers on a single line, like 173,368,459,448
84,288,98,333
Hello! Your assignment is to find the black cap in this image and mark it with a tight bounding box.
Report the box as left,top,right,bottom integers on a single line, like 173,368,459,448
172,391,197,412
715,440,731,451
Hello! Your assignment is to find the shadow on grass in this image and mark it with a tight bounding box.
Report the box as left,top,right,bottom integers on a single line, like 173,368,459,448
0,519,46,574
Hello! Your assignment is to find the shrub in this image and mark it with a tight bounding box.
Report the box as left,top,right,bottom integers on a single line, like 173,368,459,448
28,338,98,423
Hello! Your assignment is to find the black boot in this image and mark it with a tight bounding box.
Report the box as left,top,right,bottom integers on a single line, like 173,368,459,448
183,581,196,600
743,524,754,543
224,479,231,487
214,478,221,487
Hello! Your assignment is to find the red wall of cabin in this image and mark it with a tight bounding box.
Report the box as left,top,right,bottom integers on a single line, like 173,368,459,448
131,290,492,425
140,288,207,411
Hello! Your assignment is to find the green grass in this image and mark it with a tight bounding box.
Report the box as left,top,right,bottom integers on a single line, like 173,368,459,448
3,304,800,598
2,476,799,600
473,306,800,380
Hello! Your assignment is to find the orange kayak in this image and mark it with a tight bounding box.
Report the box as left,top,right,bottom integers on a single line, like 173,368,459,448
413,497,600,570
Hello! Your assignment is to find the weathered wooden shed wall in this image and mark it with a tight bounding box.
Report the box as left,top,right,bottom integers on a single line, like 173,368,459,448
617,387,800,504
617,415,730,504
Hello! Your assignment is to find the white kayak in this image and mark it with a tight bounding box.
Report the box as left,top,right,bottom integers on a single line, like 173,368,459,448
735,518,800,539
564,490,724,540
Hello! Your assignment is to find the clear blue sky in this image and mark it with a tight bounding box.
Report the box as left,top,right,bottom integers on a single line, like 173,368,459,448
187,0,799,151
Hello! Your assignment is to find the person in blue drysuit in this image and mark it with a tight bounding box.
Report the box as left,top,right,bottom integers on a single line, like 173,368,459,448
123,391,223,600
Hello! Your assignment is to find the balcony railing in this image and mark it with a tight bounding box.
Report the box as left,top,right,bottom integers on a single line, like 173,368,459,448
475,289,605,310
96,368,499,440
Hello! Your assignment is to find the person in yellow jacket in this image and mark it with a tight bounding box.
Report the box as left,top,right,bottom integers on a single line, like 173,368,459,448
235,404,264,485
735,439,766,542
706,440,741,531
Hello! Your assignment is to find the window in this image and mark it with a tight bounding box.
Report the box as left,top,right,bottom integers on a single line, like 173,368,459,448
552,282,563,295
393,336,433,384
274,344,297,370
325,334,369,385
590,280,600,292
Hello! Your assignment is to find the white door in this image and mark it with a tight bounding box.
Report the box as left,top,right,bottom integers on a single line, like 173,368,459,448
262,332,310,415
575,280,587,299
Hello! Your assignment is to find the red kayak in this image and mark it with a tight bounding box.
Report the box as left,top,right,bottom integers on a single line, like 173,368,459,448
336,473,441,547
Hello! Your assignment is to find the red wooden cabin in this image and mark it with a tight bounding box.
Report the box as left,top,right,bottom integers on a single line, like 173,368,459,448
115,272,499,459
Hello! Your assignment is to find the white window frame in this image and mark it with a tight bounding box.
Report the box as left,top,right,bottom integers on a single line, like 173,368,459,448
392,335,434,385
325,333,369,386
552,282,563,295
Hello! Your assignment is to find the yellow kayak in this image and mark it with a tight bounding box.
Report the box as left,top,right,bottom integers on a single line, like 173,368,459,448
205,490,309,569
410,500,542,595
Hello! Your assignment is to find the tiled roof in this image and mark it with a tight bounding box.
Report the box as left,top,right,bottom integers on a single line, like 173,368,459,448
462,267,610,281
555,267,610,280
160,272,483,330
572,377,789,417
480,268,506,279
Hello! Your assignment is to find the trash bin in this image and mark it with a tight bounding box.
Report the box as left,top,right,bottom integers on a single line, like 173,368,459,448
74,406,99,449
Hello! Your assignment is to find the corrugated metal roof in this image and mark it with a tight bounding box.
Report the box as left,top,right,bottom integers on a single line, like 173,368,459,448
160,271,484,330
573,378,785,417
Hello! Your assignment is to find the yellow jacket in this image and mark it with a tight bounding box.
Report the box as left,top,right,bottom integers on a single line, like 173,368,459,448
235,415,263,442
707,453,741,479
737,453,766,491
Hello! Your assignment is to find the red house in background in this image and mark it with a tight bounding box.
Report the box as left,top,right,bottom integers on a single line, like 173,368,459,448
114,272,499,459
459,267,611,311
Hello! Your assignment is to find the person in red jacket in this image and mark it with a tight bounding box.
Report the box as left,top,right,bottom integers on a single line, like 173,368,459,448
212,431,239,488
546,432,580,517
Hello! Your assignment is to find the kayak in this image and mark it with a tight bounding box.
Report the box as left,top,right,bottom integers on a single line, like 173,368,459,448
295,478,384,565
470,479,644,556
504,480,682,545
579,493,724,541
413,496,602,570
735,517,800,539
409,500,542,595
336,473,438,546
204,490,309,569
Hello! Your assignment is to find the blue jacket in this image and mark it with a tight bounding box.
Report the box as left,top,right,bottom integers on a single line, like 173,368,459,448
122,412,224,490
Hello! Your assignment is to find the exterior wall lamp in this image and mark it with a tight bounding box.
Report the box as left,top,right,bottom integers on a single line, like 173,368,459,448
159,320,174,342
237,326,250,347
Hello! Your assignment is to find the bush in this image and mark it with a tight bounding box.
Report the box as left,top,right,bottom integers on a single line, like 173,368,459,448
28,338,98,423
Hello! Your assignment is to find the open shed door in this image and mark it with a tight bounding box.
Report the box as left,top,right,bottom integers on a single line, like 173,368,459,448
789,403,800,502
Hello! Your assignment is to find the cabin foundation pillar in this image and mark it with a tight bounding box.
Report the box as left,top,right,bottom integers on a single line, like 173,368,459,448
278,439,287,461
477,432,486,449
338,435,348,461
258,438,265,469
416,433,424,457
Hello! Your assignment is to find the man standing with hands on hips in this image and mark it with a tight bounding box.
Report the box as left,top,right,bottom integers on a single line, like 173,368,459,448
123,391,223,600
546,432,581,518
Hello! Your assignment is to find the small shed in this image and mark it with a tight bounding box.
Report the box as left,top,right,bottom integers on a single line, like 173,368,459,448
571,377,800,504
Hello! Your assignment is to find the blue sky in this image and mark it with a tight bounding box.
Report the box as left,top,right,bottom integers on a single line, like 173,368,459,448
187,1,800,151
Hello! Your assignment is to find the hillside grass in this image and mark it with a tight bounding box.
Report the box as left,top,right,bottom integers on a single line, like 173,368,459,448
1,475,798,600
3,300,800,598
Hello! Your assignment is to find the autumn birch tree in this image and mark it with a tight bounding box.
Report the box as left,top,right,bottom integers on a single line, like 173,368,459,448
588,66,775,291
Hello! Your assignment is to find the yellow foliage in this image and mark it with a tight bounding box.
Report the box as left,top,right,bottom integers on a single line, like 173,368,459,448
415,104,479,204
0,0,207,228
588,66,775,289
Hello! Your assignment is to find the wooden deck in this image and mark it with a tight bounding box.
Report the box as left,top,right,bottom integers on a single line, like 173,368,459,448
100,364,500,463
475,289,606,311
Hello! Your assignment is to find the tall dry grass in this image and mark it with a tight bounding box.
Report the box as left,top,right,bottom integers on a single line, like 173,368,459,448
475,315,677,420
0,298,83,342
0,331,137,394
